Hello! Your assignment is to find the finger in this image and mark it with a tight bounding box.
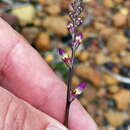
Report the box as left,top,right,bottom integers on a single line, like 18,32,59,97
0,18,98,129
0,17,66,122
69,100,98,130
0,86,67,130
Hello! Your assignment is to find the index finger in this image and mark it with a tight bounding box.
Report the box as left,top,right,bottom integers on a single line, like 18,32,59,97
0,18,98,130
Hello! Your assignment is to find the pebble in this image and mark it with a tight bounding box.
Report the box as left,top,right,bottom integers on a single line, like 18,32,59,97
100,27,116,40
38,0,60,6
107,34,128,53
45,5,61,15
0,12,19,26
22,27,39,44
60,0,72,9
103,0,115,8
84,86,97,103
72,76,80,87
86,104,97,117
95,52,109,65
121,53,130,66
98,98,108,110
78,50,89,62
45,53,54,63
35,32,51,50
103,73,118,85
113,13,127,28
107,126,116,130
105,111,127,127
128,126,130,130
33,18,42,26
113,0,124,4
42,16,68,35
75,65,103,86
11,5,36,25
108,85,120,94
113,89,130,110
97,88,107,97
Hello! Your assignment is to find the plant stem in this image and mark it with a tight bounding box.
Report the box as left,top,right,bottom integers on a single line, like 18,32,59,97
64,47,74,127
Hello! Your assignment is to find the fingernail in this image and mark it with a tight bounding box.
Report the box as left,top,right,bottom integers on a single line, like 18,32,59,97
46,124,68,130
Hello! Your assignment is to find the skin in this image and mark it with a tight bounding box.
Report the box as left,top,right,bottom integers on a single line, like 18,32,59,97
0,18,98,130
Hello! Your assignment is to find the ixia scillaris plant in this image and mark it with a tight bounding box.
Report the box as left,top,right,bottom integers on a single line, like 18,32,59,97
58,0,87,127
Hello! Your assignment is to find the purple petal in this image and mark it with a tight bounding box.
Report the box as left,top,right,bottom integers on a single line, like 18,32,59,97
76,32,83,40
67,21,75,33
58,48,65,56
76,17,83,26
72,82,87,96
72,40,80,48
70,82,87,102
78,82,87,91
63,58,71,64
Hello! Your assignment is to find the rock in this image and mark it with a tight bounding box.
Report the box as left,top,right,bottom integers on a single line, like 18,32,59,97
43,16,68,35
45,53,54,63
119,8,129,16
113,0,124,4
97,88,107,97
98,98,108,110
107,34,128,53
35,32,51,51
94,22,106,31
33,18,42,26
99,127,107,130
86,104,97,117
84,86,97,103
72,76,80,87
11,5,36,25
38,0,60,6
121,53,130,66
108,85,120,94
113,13,127,28
105,111,127,127
100,27,116,40
0,12,19,26
113,89,130,110
78,50,89,62
75,64,103,86
103,0,115,8
107,126,116,130
95,52,109,65
45,5,61,15
21,27,39,44
124,1,130,9
60,0,72,9
103,73,118,85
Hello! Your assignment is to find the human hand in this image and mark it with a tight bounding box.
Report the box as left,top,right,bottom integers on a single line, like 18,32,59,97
0,18,98,130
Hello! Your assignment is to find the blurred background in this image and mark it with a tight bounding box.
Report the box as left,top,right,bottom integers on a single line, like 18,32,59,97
0,0,130,129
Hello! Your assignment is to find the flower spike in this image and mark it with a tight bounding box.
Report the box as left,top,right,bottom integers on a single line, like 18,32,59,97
62,0,85,126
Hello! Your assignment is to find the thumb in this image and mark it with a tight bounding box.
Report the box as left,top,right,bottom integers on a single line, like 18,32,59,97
0,86,67,130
